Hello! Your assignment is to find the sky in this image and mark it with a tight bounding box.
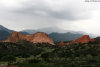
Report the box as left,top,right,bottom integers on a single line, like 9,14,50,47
0,0,100,36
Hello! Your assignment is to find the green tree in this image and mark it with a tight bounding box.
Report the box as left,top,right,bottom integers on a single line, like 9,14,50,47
1,55,16,63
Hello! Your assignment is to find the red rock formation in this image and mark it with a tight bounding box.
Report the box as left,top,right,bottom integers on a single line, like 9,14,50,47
29,32,54,45
4,32,25,43
10,65,18,67
90,38,95,43
65,42,72,45
58,41,65,46
4,32,54,45
73,35,94,43
58,41,72,46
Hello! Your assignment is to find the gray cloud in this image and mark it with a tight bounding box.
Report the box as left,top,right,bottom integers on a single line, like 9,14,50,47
10,0,89,21
0,0,100,36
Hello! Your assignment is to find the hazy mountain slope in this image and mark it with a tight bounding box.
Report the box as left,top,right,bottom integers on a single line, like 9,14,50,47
19,31,29,34
0,25,14,41
22,29,37,34
0,25,91,42
49,32,83,42
22,27,74,34
0,25,14,33
0,30,10,41
22,27,85,42
37,27,70,34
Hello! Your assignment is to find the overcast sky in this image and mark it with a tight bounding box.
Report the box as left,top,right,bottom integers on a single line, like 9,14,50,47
0,0,100,36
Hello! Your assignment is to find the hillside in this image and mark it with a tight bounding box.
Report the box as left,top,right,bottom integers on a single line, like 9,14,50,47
0,30,10,41
0,25,14,41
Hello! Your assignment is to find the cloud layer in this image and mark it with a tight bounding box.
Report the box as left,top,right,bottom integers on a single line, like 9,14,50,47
0,0,100,36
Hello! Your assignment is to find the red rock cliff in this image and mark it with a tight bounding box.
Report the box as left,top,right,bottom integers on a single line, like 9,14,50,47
4,32,54,45
73,35,94,43
5,32,25,43
29,32,54,44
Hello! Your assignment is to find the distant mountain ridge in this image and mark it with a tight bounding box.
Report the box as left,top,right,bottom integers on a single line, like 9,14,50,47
0,25,30,41
0,25,94,42
0,30,10,41
22,27,86,34
0,25,14,41
49,32,83,42
0,25,14,33
21,27,86,42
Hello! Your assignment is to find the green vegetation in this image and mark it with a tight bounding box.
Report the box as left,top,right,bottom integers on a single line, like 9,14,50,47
0,41,100,67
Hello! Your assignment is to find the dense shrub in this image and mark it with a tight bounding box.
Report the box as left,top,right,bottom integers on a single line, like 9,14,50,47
0,41,100,67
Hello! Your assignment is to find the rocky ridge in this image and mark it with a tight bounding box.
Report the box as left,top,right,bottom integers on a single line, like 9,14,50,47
3,32,54,45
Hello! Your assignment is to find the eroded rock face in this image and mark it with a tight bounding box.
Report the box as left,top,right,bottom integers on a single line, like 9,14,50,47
73,35,94,43
58,41,72,46
5,32,25,42
29,32,54,44
90,38,95,43
4,32,54,45
58,41,65,46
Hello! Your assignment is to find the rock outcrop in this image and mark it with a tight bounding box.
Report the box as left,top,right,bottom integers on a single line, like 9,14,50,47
5,32,25,42
29,32,54,44
58,35,95,46
73,35,94,43
4,32,54,45
58,41,72,46
90,38,95,43
58,41,65,46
